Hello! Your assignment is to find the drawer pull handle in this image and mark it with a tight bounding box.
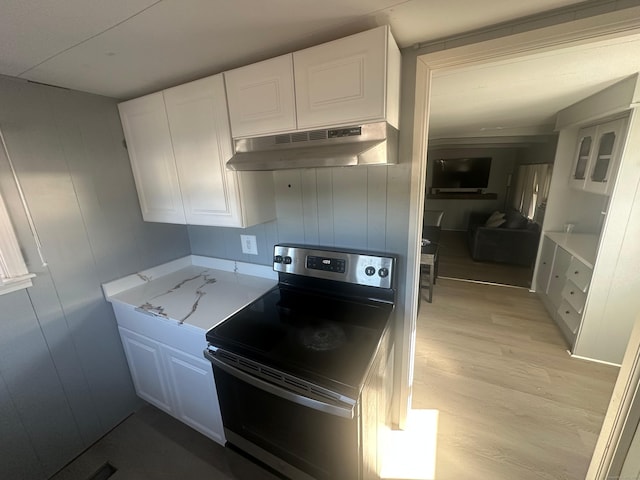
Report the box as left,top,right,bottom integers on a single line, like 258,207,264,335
574,271,579,275
555,275,559,278
565,310,570,314
570,291,574,295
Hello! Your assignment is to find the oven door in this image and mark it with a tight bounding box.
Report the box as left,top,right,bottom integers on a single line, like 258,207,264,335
205,351,360,480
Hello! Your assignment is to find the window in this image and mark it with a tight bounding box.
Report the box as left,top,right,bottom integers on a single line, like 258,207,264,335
0,128,34,295
510,163,553,222
0,191,34,294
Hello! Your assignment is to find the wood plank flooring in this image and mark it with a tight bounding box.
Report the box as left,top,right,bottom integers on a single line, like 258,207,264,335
414,278,618,480
437,230,534,288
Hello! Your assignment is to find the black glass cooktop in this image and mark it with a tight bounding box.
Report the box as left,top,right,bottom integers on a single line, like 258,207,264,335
206,284,393,396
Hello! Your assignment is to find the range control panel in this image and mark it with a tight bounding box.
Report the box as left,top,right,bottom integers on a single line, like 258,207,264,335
273,244,394,289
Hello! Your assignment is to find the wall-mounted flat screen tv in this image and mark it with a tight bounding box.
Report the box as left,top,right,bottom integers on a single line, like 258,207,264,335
431,157,492,191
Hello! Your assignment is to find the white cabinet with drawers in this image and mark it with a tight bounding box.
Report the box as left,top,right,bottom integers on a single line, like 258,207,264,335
536,233,597,348
224,25,400,138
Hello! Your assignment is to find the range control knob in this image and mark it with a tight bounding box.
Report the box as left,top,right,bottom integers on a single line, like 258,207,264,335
365,266,376,276
378,267,389,278
283,256,293,265
274,255,283,263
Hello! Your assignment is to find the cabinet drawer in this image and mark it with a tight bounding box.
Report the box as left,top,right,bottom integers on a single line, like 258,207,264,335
565,257,592,292
561,282,587,314
557,300,582,335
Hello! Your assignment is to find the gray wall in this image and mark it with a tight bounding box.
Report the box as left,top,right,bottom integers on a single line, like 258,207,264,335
189,167,408,262
0,75,190,479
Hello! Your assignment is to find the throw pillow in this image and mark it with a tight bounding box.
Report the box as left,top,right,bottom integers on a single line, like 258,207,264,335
485,211,506,228
504,210,527,229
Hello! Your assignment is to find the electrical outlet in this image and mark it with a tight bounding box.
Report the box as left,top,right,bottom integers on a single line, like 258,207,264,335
240,235,258,255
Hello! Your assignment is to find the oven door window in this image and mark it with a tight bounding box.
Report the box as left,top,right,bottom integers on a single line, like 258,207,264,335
214,367,359,480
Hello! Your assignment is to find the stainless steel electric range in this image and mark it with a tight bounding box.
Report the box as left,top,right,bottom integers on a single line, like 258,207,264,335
204,244,396,480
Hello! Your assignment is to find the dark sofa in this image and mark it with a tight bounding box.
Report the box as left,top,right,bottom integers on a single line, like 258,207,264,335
467,211,541,267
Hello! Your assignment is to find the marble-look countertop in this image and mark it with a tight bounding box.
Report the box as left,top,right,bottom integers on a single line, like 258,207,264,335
546,232,599,268
103,255,278,331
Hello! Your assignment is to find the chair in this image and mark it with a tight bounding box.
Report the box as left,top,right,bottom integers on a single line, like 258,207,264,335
420,210,444,303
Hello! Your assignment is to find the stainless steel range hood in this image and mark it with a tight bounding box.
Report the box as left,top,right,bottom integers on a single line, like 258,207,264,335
226,121,398,171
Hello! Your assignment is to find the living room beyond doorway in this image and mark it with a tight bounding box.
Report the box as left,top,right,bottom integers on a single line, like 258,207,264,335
437,229,534,288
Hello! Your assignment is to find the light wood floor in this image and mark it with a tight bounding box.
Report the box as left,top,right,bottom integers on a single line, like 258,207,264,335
437,230,534,288
414,278,618,480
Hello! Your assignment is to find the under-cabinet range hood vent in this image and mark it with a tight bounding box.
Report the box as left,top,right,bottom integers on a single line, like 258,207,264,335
226,122,398,171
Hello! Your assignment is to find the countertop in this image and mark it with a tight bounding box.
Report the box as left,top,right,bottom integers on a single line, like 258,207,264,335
103,255,278,332
546,232,600,268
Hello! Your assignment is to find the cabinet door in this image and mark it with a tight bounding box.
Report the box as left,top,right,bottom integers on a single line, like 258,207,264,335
164,75,242,227
547,247,572,309
118,327,173,413
569,126,596,190
536,238,556,294
585,117,627,195
161,345,225,445
294,26,389,130
224,54,297,137
118,94,185,224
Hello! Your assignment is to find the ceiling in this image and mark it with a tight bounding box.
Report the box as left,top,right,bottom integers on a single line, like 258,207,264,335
429,34,640,139
2,0,638,140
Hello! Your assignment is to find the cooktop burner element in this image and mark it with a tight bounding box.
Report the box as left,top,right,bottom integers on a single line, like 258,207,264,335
299,323,347,351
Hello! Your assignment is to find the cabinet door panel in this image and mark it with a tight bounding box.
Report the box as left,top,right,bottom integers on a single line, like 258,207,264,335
162,345,225,444
118,327,173,413
164,75,241,227
536,238,556,294
294,27,387,129
225,54,297,137
565,257,592,292
585,117,627,195
548,247,572,309
118,94,185,224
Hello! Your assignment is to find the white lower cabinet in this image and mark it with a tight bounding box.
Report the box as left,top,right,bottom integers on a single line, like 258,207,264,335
535,235,594,348
162,344,224,444
117,323,225,445
119,327,174,413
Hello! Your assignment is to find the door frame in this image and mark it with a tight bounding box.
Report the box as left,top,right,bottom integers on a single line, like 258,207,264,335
401,6,640,475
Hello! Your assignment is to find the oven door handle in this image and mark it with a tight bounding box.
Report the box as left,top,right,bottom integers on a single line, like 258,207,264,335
205,351,354,419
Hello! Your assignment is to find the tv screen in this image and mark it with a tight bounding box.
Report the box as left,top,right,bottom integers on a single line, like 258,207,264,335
431,157,491,190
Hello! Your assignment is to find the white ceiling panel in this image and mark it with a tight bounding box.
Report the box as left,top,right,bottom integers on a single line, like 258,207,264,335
382,0,589,47
0,0,158,76
1,0,636,138
429,36,640,139
19,0,404,99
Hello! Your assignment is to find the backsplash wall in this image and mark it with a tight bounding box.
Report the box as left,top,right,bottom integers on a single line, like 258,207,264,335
188,165,406,263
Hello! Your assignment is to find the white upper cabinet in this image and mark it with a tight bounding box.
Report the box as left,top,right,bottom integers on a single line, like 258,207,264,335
294,25,400,131
224,54,297,138
585,117,627,195
164,75,241,226
569,125,596,190
569,117,628,195
224,26,400,138
118,93,186,224
118,74,275,228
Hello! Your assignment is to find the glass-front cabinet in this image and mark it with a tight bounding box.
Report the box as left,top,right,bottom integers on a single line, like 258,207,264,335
569,117,628,195
569,126,596,189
